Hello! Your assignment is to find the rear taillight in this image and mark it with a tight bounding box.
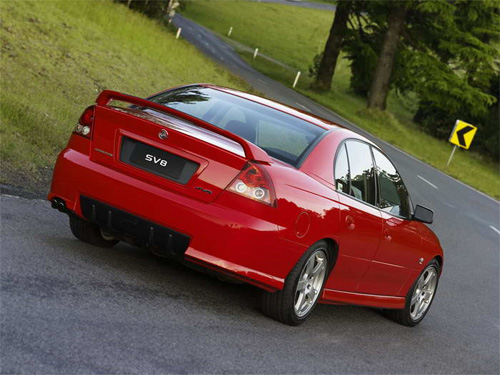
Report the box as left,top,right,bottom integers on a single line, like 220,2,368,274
227,162,275,206
73,105,95,139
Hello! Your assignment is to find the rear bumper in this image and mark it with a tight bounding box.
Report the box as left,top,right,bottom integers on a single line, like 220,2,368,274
49,147,307,291
79,195,191,259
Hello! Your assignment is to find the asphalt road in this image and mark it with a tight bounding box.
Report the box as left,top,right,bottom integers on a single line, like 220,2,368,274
1,9,499,375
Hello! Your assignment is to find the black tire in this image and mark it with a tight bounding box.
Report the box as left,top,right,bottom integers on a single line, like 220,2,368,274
69,215,119,248
260,240,330,326
383,259,440,327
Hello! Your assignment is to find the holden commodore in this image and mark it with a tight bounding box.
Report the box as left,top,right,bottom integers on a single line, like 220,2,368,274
49,84,443,326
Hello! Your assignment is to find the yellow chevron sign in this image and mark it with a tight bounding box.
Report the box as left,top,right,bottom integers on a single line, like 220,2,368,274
449,120,477,150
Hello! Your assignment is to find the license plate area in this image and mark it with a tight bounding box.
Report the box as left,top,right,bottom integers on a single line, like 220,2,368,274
120,136,199,185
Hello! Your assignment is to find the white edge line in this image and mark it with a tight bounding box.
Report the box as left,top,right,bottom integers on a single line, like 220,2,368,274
296,102,310,111
489,225,500,235
1,194,21,199
417,175,438,189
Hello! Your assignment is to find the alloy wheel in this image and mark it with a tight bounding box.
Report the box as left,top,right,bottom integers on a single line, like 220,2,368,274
410,265,438,321
294,249,327,317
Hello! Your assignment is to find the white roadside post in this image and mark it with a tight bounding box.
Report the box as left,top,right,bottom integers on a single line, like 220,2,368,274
446,145,457,167
176,27,182,39
228,26,233,37
253,48,259,59
293,71,301,89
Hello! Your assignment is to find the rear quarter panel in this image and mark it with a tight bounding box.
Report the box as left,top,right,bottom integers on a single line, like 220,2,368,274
267,162,342,247
263,131,350,262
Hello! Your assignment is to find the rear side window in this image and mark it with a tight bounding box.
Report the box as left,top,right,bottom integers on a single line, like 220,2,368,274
372,148,411,218
344,141,376,205
334,144,350,194
257,119,311,166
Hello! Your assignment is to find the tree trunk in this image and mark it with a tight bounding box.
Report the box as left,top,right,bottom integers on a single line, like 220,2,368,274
311,1,353,91
367,3,408,110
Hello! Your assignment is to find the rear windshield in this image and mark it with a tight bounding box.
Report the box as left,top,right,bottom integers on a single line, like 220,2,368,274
148,86,326,166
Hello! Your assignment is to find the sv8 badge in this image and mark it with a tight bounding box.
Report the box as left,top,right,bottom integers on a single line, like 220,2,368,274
145,154,168,167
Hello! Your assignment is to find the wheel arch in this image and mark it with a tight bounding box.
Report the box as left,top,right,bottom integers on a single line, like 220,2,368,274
319,237,339,278
433,255,443,274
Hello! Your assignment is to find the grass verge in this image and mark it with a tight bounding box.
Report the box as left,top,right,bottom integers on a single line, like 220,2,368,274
182,1,500,199
0,0,249,193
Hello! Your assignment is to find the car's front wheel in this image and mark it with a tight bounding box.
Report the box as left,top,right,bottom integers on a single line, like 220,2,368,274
384,259,440,327
69,215,119,248
260,241,329,326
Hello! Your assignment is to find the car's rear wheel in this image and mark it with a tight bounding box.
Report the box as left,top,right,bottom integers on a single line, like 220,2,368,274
69,215,119,248
260,241,329,326
383,259,440,327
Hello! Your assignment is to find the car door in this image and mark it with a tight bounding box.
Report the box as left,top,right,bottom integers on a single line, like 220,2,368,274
325,141,384,292
356,148,422,296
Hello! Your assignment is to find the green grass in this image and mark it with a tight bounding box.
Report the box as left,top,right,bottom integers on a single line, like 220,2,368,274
183,1,332,72
182,1,500,199
0,0,249,190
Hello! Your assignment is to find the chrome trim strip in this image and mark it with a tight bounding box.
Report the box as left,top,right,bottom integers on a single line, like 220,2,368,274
112,107,245,157
94,148,113,157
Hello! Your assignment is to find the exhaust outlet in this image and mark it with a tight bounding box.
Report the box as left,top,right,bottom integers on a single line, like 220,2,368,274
51,198,68,213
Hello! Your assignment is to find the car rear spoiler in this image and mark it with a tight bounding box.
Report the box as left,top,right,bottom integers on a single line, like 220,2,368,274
96,90,272,164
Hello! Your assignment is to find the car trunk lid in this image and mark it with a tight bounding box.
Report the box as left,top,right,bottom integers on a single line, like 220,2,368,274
89,90,272,203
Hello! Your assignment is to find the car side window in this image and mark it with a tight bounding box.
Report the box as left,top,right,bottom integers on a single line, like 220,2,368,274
334,144,350,194
372,148,411,218
345,141,376,205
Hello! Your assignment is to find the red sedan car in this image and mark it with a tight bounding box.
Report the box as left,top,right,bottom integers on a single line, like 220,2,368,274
49,84,443,326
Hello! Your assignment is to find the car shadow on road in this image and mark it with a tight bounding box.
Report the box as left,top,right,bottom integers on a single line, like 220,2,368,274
43,234,394,329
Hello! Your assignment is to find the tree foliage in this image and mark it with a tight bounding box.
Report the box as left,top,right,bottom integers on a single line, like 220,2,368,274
115,0,172,21
337,0,499,159
408,0,499,159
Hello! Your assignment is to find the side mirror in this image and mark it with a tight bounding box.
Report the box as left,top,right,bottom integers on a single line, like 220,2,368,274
412,204,434,224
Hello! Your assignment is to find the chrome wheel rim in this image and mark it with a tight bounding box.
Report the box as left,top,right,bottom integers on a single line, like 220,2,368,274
410,266,438,321
294,249,327,318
